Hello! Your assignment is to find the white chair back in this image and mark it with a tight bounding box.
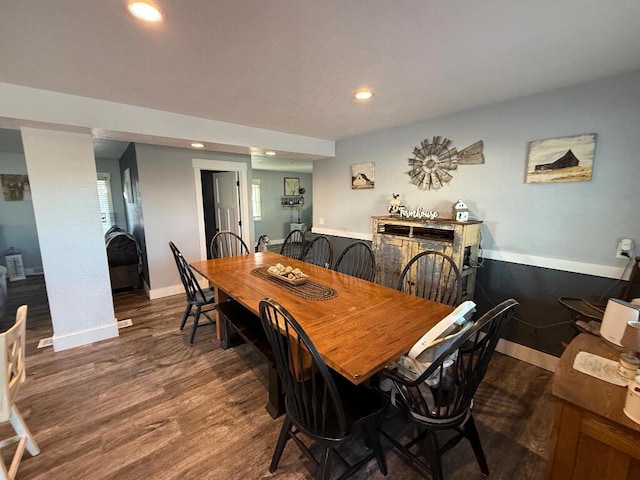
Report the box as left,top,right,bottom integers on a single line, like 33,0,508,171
0,305,26,423
0,305,39,480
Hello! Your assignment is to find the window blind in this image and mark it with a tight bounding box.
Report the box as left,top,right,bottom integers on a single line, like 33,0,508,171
97,172,115,234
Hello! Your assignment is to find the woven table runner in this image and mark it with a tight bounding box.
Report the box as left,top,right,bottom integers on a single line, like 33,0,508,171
252,267,337,301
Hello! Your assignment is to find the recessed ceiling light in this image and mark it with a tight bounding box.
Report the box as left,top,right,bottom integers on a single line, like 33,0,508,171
191,142,205,148
128,1,163,23
353,90,374,101
265,151,277,156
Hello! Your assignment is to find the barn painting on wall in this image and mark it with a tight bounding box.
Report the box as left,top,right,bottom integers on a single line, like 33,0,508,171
351,162,375,189
525,134,596,184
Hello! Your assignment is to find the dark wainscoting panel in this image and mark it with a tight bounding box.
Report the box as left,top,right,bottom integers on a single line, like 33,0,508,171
475,259,621,357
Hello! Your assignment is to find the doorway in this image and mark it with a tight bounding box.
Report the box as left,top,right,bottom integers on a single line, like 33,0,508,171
193,159,251,262
201,170,242,259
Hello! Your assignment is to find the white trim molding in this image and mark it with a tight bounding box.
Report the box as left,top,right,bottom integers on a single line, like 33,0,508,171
52,322,119,352
311,227,372,242
148,284,185,300
495,338,559,372
483,249,630,280
149,279,209,300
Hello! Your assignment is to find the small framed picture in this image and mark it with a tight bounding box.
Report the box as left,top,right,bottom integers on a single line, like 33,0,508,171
0,174,31,201
284,177,300,196
351,162,375,189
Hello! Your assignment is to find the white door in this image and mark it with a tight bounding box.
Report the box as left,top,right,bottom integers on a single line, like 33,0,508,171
212,171,242,236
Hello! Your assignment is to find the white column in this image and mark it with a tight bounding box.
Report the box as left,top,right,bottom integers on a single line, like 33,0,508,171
21,128,118,350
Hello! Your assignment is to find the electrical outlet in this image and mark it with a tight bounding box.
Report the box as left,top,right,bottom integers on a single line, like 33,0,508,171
318,217,325,225
616,238,634,259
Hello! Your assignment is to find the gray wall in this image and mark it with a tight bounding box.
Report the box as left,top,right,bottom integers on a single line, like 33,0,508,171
119,143,149,285
252,170,313,242
133,143,251,292
0,151,137,276
0,152,41,272
313,69,640,356
314,70,640,268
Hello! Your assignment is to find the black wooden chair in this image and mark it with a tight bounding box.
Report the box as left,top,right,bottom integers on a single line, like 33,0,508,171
379,299,518,480
398,251,462,306
210,230,250,258
280,229,306,260
169,241,216,344
334,241,375,282
259,298,388,480
303,235,333,268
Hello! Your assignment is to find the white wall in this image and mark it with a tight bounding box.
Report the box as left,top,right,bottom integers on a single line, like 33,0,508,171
133,144,251,296
314,70,640,275
21,128,117,350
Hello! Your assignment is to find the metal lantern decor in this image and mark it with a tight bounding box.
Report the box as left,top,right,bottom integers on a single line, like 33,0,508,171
452,200,469,222
4,247,26,282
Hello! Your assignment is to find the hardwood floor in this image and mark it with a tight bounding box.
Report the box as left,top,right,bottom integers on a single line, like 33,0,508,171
2,280,555,479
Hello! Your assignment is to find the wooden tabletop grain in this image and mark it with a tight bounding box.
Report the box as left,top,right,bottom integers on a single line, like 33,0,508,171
552,333,640,434
191,251,454,384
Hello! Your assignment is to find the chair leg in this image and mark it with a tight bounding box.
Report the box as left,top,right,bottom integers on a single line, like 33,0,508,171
270,417,293,473
9,405,39,457
190,307,201,344
317,446,332,480
463,415,489,476
421,431,443,480
365,420,387,475
180,304,192,330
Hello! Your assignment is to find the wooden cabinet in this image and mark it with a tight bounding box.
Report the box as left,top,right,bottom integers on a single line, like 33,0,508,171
546,334,640,479
371,216,482,302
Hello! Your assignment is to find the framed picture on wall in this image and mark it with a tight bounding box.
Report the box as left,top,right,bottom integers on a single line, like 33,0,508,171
284,177,300,196
525,134,596,184
351,162,375,189
0,174,31,201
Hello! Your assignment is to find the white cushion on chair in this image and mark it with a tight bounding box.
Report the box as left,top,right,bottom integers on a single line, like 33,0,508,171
390,301,476,385
407,301,476,359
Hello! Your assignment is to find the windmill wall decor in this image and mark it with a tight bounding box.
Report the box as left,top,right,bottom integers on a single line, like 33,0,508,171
407,137,484,190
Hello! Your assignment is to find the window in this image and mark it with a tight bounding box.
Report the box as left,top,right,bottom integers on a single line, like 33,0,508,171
97,173,115,234
252,179,262,221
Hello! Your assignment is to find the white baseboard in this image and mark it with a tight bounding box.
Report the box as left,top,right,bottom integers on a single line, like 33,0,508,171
148,283,185,299
52,322,119,351
495,338,558,372
25,267,44,276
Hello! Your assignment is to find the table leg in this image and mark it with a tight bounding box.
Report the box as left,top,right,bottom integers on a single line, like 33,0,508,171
214,286,230,341
266,365,285,418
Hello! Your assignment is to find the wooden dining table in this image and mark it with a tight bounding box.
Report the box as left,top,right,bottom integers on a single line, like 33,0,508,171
191,251,453,416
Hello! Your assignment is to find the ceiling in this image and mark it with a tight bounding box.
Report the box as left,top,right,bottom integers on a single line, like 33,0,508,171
1,1,639,143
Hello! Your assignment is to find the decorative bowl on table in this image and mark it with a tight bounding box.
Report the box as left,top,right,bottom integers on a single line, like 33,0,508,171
267,263,308,285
